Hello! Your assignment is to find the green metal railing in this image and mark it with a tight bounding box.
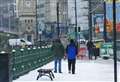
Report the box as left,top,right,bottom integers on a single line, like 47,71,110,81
10,45,54,80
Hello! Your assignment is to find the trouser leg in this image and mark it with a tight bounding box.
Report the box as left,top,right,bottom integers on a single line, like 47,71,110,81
54,58,57,72
89,50,93,60
88,50,91,59
68,59,72,72
58,59,62,73
95,49,97,60
72,59,76,74
89,53,92,60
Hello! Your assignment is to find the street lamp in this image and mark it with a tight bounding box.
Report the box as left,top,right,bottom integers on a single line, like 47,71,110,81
88,0,92,41
0,6,3,31
36,0,39,41
57,2,60,38
7,3,11,33
103,1,107,42
74,0,78,40
113,0,117,82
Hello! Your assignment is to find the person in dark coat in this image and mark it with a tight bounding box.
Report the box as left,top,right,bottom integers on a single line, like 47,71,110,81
94,43,100,59
52,39,65,73
86,40,95,60
66,39,78,74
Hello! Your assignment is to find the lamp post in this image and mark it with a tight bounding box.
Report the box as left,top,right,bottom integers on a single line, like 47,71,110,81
0,5,2,30
8,3,11,33
57,2,60,38
74,0,78,40
36,0,39,41
0,5,2,31
88,0,92,41
103,1,107,42
113,0,117,82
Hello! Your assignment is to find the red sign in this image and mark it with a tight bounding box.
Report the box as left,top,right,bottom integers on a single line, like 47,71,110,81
116,23,120,32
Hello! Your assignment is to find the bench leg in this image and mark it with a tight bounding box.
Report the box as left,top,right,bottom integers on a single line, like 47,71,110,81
50,71,55,78
36,73,42,80
49,73,53,81
36,74,40,80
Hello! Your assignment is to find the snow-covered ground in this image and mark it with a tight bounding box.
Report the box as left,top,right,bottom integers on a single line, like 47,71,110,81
13,58,120,82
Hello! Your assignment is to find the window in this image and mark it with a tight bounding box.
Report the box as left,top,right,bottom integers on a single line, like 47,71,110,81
27,35,32,42
39,14,44,17
31,19,33,23
39,4,44,8
25,20,27,23
28,20,30,23
78,27,81,32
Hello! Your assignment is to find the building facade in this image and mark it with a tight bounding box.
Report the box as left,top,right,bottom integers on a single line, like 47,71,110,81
17,0,36,43
0,0,18,34
37,0,68,40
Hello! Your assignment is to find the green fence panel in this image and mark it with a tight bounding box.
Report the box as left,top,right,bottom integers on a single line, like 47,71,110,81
10,45,54,80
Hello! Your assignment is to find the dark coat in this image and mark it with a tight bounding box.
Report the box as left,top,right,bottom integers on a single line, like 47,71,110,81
86,41,95,55
52,42,65,58
86,41,95,50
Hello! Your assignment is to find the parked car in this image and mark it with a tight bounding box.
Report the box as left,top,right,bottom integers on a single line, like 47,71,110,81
8,38,32,46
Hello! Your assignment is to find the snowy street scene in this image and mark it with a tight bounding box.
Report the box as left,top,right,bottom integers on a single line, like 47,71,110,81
0,0,120,82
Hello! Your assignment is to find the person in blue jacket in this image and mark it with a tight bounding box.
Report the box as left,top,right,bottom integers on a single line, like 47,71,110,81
66,39,78,74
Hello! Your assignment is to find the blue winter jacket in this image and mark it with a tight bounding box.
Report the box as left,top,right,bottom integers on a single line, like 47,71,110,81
66,43,78,59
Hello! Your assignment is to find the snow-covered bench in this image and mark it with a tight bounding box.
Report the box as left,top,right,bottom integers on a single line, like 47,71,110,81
36,69,55,80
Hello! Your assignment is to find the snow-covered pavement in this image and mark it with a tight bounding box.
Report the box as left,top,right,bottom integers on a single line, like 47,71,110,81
13,58,120,82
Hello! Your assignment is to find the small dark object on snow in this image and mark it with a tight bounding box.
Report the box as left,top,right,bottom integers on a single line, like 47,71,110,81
103,57,109,60
36,69,55,81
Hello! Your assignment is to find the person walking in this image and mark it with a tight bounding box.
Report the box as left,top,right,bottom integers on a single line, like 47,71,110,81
66,39,78,74
94,43,100,60
86,40,95,60
52,39,65,73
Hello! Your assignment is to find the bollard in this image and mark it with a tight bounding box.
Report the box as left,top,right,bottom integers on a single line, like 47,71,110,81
0,51,12,82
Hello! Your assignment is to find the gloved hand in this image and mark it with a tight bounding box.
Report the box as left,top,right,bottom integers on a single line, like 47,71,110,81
63,53,67,60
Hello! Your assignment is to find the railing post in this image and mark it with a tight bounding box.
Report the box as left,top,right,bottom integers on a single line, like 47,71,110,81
0,51,12,82
113,0,117,82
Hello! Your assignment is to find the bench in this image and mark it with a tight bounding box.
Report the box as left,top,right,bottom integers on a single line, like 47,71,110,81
36,69,55,80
